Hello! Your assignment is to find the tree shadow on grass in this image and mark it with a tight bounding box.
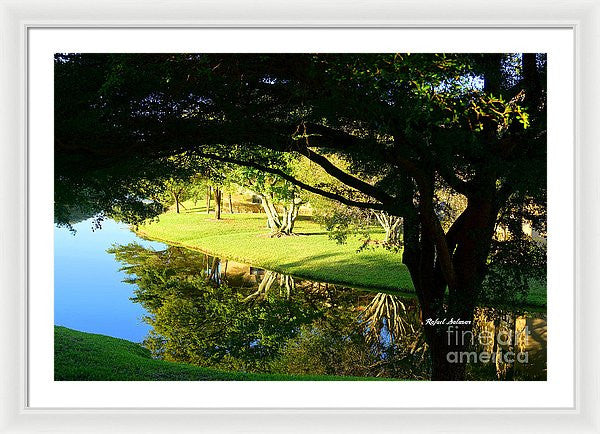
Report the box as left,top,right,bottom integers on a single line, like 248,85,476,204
278,251,346,269
293,232,330,236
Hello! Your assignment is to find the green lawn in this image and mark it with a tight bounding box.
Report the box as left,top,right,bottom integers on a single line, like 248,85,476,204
137,203,546,308
54,326,388,381
138,204,415,293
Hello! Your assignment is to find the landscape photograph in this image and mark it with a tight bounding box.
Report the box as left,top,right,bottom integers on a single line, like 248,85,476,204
54,52,547,382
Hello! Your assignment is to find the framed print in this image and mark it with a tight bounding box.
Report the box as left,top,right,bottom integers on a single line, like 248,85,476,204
1,0,599,433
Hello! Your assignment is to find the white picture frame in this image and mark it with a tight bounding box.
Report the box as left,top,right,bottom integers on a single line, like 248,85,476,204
1,0,598,433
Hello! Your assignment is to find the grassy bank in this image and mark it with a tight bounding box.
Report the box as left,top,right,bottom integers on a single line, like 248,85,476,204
138,204,415,292
137,204,546,308
55,326,388,381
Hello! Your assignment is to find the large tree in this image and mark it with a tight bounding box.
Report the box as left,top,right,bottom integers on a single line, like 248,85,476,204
55,53,546,380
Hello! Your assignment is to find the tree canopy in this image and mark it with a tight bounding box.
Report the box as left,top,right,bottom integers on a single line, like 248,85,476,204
55,53,546,380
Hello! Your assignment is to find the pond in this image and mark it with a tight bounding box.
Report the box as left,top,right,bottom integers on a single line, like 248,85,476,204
55,218,165,342
55,218,547,380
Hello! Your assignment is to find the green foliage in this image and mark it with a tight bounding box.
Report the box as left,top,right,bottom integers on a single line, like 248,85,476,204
55,53,542,221
313,203,371,245
273,309,430,379
236,166,297,203
145,285,321,372
108,242,434,379
273,319,379,377
293,156,379,245
481,238,547,308
110,243,325,372
479,189,547,307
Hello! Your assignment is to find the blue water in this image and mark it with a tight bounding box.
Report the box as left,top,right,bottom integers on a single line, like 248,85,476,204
54,219,165,342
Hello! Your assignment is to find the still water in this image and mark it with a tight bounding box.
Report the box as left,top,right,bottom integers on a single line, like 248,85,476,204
55,219,165,342
55,218,547,380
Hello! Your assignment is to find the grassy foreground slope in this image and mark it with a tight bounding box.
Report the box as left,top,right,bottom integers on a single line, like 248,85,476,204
55,326,387,381
138,205,415,293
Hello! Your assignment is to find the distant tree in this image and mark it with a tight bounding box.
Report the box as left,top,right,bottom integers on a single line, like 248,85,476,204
373,212,403,246
161,178,191,214
234,165,304,236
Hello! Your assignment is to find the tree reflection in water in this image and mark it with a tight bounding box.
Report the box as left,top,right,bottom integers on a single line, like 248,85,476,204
360,293,428,359
109,243,545,380
243,271,295,302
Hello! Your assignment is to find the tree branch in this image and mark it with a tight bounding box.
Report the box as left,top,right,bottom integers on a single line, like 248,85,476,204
295,146,397,205
192,152,386,211
435,163,472,196
298,123,427,190
418,180,456,288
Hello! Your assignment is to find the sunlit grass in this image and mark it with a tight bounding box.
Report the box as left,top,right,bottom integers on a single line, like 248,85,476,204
138,202,415,293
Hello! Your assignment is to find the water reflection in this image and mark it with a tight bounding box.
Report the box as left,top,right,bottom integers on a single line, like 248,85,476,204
360,293,428,359
471,308,547,380
109,243,546,380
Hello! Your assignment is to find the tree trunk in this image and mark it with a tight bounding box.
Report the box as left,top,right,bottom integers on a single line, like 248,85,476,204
427,326,478,381
280,205,293,235
260,195,279,229
279,198,300,235
206,186,211,214
259,193,300,236
266,198,281,228
171,191,180,214
208,256,220,284
401,191,496,381
214,187,222,220
260,194,284,234
374,211,402,245
228,193,233,213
